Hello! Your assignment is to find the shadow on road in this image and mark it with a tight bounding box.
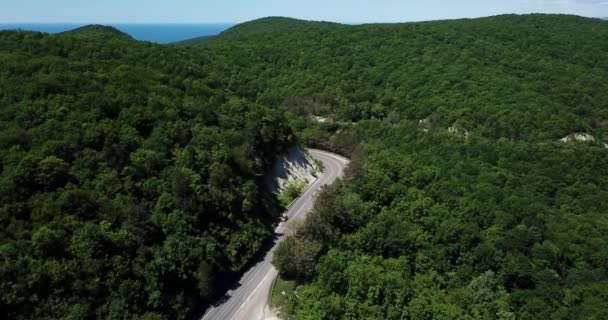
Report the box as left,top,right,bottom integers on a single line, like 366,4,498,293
272,231,284,242
211,293,232,307
200,230,286,315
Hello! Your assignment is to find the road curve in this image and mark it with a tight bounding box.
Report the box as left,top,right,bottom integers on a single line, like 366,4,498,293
200,149,349,320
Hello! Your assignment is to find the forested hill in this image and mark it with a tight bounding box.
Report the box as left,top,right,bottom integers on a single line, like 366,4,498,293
2,13,608,320
61,24,135,41
197,14,608,142
172,17,341,46
218,17,341,38
0,30,293,319
186,14,608,319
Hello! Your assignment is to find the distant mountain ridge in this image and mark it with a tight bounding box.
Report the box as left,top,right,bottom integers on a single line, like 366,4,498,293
195,13,608,142
220,16,341,37
175,14,603,47
61,24,134,41
173,17,341,46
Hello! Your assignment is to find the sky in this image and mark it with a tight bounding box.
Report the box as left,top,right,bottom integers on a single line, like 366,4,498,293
1,0,608,24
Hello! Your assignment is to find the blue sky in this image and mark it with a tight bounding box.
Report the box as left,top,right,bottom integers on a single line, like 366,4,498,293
2,0,608,23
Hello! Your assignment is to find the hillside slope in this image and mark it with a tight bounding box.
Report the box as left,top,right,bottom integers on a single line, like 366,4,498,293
0,30,293,319
2,13,608,320
174,17,341,46
192,14,608,319
61,24,134,41
219,16,341,37
199,14,608,142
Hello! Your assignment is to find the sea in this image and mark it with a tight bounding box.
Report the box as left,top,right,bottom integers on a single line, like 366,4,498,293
0,23,235,44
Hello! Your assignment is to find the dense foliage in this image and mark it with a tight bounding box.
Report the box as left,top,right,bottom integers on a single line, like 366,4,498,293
3,13,608,320
0,29,293,319
62,25,136,41
186,14,608,319
216,17,341,39
173,17,341,48
197,14,608,142
277,123,608,319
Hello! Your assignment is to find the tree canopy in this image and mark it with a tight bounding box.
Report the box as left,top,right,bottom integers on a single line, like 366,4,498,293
2,12,608,319
182,13,608,319
0,30,293,319
194,14,608,143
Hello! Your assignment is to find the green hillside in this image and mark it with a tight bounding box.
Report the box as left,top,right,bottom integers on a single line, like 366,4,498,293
174,17,342,46
219,17,341,37
200,14,608,143
193,14,608,319
0,30,292,319
1,12,608,320
61,24,134,41
171,34,214,47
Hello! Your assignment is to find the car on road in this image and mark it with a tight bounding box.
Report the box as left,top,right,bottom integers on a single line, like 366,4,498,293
280,213,289,222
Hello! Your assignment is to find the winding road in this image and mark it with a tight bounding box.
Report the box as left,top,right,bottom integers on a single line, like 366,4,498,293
200,149,349,320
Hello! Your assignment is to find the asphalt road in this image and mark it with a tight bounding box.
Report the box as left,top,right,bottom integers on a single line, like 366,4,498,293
200,149,349,320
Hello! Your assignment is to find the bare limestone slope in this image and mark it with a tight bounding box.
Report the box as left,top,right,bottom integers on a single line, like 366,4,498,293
266,146,317,194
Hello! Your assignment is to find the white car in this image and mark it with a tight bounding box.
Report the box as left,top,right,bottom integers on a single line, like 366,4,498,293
280,213,289,222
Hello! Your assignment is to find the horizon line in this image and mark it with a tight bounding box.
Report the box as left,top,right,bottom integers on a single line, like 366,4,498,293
0,22,238,25
0,13,604,25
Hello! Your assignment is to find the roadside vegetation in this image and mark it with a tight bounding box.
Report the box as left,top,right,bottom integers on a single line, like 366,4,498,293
270,277,297,318
277,180,309,208
313,159,325,174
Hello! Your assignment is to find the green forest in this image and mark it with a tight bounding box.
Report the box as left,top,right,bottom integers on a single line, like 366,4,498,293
0,27,293,319
195,14,608,142
196,14,608,319
1,13,608,320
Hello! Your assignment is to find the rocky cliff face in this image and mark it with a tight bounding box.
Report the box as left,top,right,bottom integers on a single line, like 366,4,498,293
267,146,317,194
560,133,595,143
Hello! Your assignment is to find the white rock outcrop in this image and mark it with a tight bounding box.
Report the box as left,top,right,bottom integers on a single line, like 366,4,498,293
311,116,330,123
560,133,595,143
418,118,430,132
448,124,469,138
266,146,317,194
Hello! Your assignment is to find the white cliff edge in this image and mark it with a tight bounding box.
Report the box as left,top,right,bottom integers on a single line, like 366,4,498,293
267,146,317,194
560,133,595,143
